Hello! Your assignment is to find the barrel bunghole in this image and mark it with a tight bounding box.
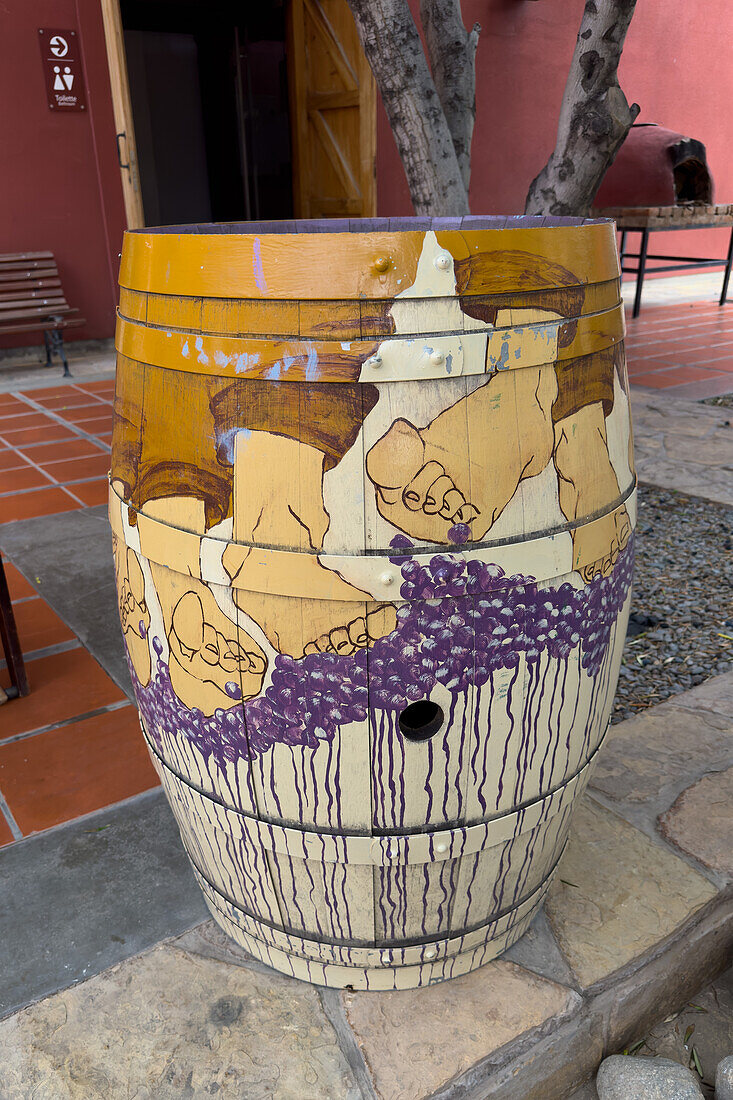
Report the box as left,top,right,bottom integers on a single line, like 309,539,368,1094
110,216,635,990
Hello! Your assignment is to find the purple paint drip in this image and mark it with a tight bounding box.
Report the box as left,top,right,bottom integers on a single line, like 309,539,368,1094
128,540,633,786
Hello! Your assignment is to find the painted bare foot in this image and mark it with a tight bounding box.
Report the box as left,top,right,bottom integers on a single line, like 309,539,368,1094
168,589,267,715
574,505,631,582
114,538,151,686
302,603,398,656
223,548,397,659
366,419,479,542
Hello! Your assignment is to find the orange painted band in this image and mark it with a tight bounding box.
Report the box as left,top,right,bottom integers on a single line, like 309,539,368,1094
119,224,620,301
115,301,625,383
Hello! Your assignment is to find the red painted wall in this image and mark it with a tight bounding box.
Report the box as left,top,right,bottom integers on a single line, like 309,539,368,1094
377,0,733,270
1,1,127,346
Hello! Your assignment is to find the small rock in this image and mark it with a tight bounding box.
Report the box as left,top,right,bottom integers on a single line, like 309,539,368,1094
596,1055,704,1100
717,1054,733,1100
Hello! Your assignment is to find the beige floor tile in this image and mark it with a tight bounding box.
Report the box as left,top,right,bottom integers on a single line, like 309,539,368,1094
0,943,360,1100
591,700,733,807
545,797,717,989
342,961,578,1100
659,766,733,875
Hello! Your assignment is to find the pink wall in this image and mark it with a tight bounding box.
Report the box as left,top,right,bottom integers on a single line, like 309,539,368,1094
1,1,127,345
377,0,733,271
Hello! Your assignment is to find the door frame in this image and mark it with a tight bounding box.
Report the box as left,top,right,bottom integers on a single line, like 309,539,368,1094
100,0,145,229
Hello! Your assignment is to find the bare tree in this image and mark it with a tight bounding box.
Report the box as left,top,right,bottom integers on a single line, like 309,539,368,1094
525,0,640,215
346,0,639,218
346,0,479,215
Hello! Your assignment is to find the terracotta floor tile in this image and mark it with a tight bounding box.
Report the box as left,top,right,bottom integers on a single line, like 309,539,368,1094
0,396,30,414
0,813,15,848
21,438,106,464
0,707,158,834
0,423,76,447
2,560,36,600
65,479,110,507
0,450,30,473
630,369,726,389
55,403,107,423
0,466,54,494
12,597,76,653
0,486,79,523
41,454,111,484
72,415,113,436
0,647,126,740
77,380,116,396
0,412,55,432
20,385,76,399
31,393,104,411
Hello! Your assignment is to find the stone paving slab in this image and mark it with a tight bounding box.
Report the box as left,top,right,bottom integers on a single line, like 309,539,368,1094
631,391,733,506
341,962,580,1100
659,767,733,875
544,797,717,990
0,942,361,1100
590,673,733,820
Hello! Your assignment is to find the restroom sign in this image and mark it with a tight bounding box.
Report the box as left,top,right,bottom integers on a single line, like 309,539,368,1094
38,29,87,111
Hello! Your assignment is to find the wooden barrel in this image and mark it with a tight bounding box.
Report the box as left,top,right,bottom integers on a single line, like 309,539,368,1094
110,216,635,989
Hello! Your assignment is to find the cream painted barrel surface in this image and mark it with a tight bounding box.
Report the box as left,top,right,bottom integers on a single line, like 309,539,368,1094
110,216,635,989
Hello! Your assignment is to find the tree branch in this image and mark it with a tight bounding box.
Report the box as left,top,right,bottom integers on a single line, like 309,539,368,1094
420,0,481,193
346,0,469,215
525,0,640,216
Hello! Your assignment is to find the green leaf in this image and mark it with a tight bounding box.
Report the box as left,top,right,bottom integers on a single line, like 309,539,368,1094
683,1024,695,1045
692,1047,703,1077
624,1039,646,1055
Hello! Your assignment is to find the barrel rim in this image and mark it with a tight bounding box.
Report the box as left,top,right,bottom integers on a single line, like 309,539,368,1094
125,215,617,237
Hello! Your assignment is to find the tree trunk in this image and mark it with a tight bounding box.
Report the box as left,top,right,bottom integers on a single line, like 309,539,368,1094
420,0,481,193
346,0,469,215
525,0,640,217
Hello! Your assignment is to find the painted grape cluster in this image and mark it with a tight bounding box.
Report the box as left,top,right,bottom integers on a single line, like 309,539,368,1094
131,536,633,770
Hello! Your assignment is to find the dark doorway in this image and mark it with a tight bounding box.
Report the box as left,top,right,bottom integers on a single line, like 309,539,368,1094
120,0,293,226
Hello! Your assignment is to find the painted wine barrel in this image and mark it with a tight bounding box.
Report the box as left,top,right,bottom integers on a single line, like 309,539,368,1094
110,216,635,990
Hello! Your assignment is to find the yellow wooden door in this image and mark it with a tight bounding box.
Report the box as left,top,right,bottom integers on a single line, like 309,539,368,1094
287,0,377,219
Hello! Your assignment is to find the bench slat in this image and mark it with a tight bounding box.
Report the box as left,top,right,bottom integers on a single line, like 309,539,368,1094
0,291,67,306
0,263,60,277
0,251,54,264
0,267,59,284
0,317,85,336
0,278,62,293
0,305,76,323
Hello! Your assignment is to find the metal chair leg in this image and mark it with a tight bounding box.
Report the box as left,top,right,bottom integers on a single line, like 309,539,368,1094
0,557,29,699
720,227,733,306
632,229,649,318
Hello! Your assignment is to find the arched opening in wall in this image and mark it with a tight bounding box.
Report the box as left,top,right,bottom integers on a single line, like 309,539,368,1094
102,0,377,228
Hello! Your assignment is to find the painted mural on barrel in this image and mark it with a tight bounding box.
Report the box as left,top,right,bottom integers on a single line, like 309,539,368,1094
110,218,634,989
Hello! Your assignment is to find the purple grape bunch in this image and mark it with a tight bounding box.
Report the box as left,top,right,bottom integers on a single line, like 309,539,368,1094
130,535,634,770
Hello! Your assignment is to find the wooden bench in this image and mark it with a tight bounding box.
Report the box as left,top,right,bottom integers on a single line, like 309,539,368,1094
0,251,86,377
592,204,733,317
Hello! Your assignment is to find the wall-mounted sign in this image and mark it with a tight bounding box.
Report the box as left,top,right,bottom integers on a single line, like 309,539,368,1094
38,28,87,112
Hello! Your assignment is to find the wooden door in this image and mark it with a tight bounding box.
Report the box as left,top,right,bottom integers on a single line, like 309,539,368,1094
100,0,145,229
287,0,377,219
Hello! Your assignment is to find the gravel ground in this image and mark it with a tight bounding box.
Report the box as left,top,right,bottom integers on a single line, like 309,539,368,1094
612,484,733,723
701,393,733,408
